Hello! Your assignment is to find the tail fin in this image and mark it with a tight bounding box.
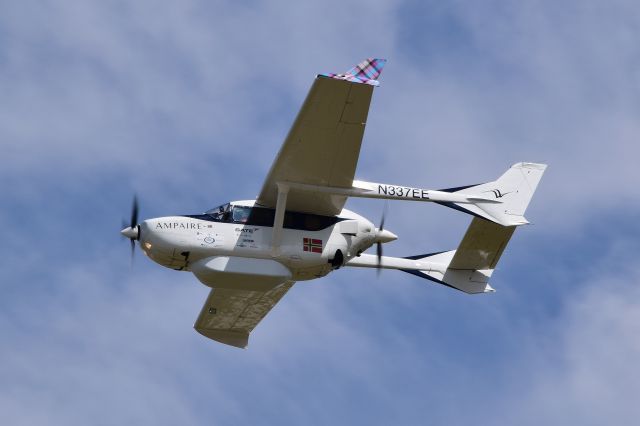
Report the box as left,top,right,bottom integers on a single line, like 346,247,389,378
402,218,516,293
319,58,387,86
438,162,547,226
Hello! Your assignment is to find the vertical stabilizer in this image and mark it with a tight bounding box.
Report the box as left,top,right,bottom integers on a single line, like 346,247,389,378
438,162,547,226
401,218,517,293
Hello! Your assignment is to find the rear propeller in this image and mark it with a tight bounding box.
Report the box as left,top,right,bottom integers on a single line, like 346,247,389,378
376,203,387,276
374,202,398,276
121,195,140,261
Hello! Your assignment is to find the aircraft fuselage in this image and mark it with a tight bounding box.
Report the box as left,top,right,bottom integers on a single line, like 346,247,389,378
137,200,382,283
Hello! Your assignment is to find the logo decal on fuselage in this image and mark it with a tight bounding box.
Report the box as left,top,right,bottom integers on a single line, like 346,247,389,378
235,227,261,249
156,222,205,230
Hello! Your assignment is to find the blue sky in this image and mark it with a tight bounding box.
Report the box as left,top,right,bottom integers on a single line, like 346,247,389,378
2,1,640,424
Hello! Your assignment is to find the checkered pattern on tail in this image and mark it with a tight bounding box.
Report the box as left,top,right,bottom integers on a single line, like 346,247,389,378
319,58,387,86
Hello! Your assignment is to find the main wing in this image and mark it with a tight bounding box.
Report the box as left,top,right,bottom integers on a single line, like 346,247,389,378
256,58,386,216
194,281,295,348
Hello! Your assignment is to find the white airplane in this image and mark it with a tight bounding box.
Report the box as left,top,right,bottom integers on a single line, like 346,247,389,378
121,59,547,349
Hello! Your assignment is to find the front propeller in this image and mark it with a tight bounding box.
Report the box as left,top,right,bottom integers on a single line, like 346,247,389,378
120,195,140,260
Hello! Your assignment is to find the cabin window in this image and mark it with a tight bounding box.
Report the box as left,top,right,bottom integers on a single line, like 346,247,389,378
193,205,344,230
244,206,341,231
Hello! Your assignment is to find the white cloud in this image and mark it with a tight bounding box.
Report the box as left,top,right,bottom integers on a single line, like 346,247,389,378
497,239,640,425
360,0,640,232
0,0,397,175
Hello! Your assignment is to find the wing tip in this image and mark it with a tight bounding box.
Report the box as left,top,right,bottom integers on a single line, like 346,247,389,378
318,58,387,86
195,327,249,349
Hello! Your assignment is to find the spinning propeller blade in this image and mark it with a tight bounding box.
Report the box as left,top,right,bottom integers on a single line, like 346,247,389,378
130,195,139,229
121,195,140,263
376,202,388,275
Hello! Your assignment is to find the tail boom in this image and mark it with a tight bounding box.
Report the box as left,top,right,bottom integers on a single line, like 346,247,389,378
346,252,452,274
282,162,546,227
347,214,520,294
346,251,495,294
345,163,545,292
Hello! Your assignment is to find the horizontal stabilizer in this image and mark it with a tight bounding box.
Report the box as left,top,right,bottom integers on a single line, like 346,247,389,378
318,58,387,86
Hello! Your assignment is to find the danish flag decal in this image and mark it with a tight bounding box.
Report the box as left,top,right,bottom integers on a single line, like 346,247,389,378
303,237,323,253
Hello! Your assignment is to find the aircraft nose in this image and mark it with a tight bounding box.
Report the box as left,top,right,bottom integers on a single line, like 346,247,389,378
375,228,397,243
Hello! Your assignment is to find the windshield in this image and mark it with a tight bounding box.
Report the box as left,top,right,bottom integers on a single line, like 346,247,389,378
205,203,231,221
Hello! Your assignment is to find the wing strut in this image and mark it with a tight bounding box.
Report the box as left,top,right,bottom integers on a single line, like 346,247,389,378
271,183,289,256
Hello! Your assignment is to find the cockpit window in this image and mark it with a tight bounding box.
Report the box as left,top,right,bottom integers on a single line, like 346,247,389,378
232,206,251,223
205,203,231,221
